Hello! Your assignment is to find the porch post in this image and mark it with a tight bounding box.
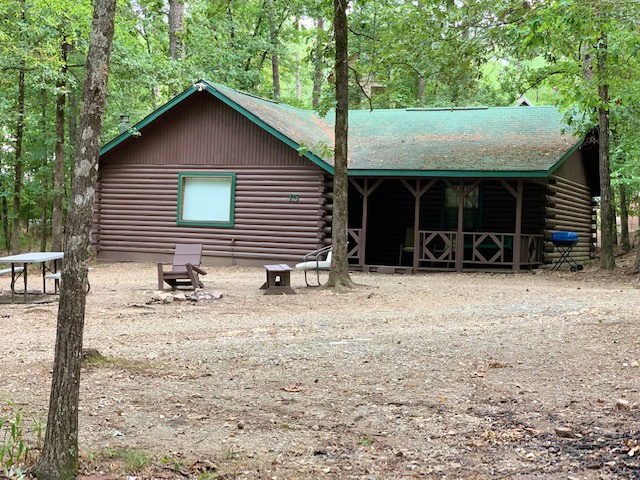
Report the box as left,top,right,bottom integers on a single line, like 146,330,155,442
455,181,464,272
513,180,523,273
358,178,383,272
361,179,368,269
413,179,420,272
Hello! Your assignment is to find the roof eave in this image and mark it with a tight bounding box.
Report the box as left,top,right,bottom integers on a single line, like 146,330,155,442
346,169,550,178
546,137,585,176
100,84,199,156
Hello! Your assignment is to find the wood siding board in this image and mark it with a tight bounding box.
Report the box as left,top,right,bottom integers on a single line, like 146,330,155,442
551,149,589,185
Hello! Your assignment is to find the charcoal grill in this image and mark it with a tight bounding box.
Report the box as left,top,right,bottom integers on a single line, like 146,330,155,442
551,231,583,272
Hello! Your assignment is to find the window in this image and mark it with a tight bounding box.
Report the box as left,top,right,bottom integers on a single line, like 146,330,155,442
177,172,236,227
443,185,480,231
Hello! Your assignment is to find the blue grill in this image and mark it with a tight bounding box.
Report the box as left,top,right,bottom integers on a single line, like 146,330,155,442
550,231,583,272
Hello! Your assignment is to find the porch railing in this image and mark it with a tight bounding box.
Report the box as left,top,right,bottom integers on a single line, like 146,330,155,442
418,231,544,269
520,234,544,266
419,231,456,267
463,232,515,265
348,228,363,264
346,228,543,270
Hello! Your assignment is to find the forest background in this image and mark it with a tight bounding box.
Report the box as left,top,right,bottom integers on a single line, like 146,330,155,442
1,0,639,261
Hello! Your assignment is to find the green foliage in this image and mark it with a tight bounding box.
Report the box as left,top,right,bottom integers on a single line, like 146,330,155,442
1,0,640,252
297,141,333,160
0,410,30,476
103,447,151,471
197,472,219,480
160,454,184,473
224,446,238,460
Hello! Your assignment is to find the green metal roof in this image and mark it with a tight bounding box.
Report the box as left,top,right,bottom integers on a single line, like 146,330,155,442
101,81,582,178
340,107,580,176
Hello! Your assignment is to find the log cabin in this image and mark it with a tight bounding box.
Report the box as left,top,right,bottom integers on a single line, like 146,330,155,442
95,80,599,272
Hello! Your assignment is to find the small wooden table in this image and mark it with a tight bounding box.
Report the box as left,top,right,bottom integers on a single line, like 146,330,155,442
260,264,296,295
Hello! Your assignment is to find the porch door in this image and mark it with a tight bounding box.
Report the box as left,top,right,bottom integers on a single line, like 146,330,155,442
364,179,415,266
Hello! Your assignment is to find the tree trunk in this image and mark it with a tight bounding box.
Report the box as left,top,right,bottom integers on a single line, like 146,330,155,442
52,40,70,253
2,193,9,251
169,0,185,60
325,0,354,291
11,64,25,254
39,85,49,252
267,0,281,100
227,1,235,48
68,89,78,153
612,206,618,246
32,0,116,477
312,17,324,109
40,183,49,251
597,33,615,270
417,76,425,104
619,183,630,252
295,52,301,100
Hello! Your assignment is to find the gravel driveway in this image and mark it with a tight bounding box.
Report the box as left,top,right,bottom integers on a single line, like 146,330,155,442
1,261,639,479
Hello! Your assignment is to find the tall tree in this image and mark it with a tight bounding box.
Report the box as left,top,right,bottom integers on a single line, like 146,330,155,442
52,40,71,253
8,0,28,253
349,0,495,109
596,30,615,270
619,183,630,252
267,0,281,100
32,0,116,477
168,0,185,60
493,1,640,271
325,0,354,291
11,61,25,253
312,16,325,108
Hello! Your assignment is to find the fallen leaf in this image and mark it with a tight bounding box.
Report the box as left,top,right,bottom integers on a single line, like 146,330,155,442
488,362,510,369
282,385,304,392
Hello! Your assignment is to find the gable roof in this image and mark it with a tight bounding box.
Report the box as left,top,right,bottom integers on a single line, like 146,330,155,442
100,80,583,178
100,80,335,173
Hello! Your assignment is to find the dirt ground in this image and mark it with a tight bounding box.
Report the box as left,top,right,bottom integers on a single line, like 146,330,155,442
1,256,640,479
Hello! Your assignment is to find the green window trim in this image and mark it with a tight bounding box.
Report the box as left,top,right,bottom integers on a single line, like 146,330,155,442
176,172,236,227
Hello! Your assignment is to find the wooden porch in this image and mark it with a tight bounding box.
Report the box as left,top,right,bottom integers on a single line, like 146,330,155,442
346,177,547,273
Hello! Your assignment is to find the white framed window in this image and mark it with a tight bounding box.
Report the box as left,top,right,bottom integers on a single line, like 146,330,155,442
177,172,236,227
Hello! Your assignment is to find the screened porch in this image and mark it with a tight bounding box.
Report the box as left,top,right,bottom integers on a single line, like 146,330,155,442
347,177,547,272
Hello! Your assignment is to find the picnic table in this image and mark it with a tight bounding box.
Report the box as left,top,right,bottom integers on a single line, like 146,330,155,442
0,251,64,302
260,264,296,295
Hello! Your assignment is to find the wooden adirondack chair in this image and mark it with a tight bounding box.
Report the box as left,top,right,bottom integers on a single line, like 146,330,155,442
157,244,206,290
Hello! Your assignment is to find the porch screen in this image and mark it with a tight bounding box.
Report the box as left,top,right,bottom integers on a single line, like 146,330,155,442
177,173,236,227
444,185,480,231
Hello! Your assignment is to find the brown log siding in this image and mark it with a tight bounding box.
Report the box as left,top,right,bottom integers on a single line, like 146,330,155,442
95,164,326,264
95,93,327,265
544,174,596,264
